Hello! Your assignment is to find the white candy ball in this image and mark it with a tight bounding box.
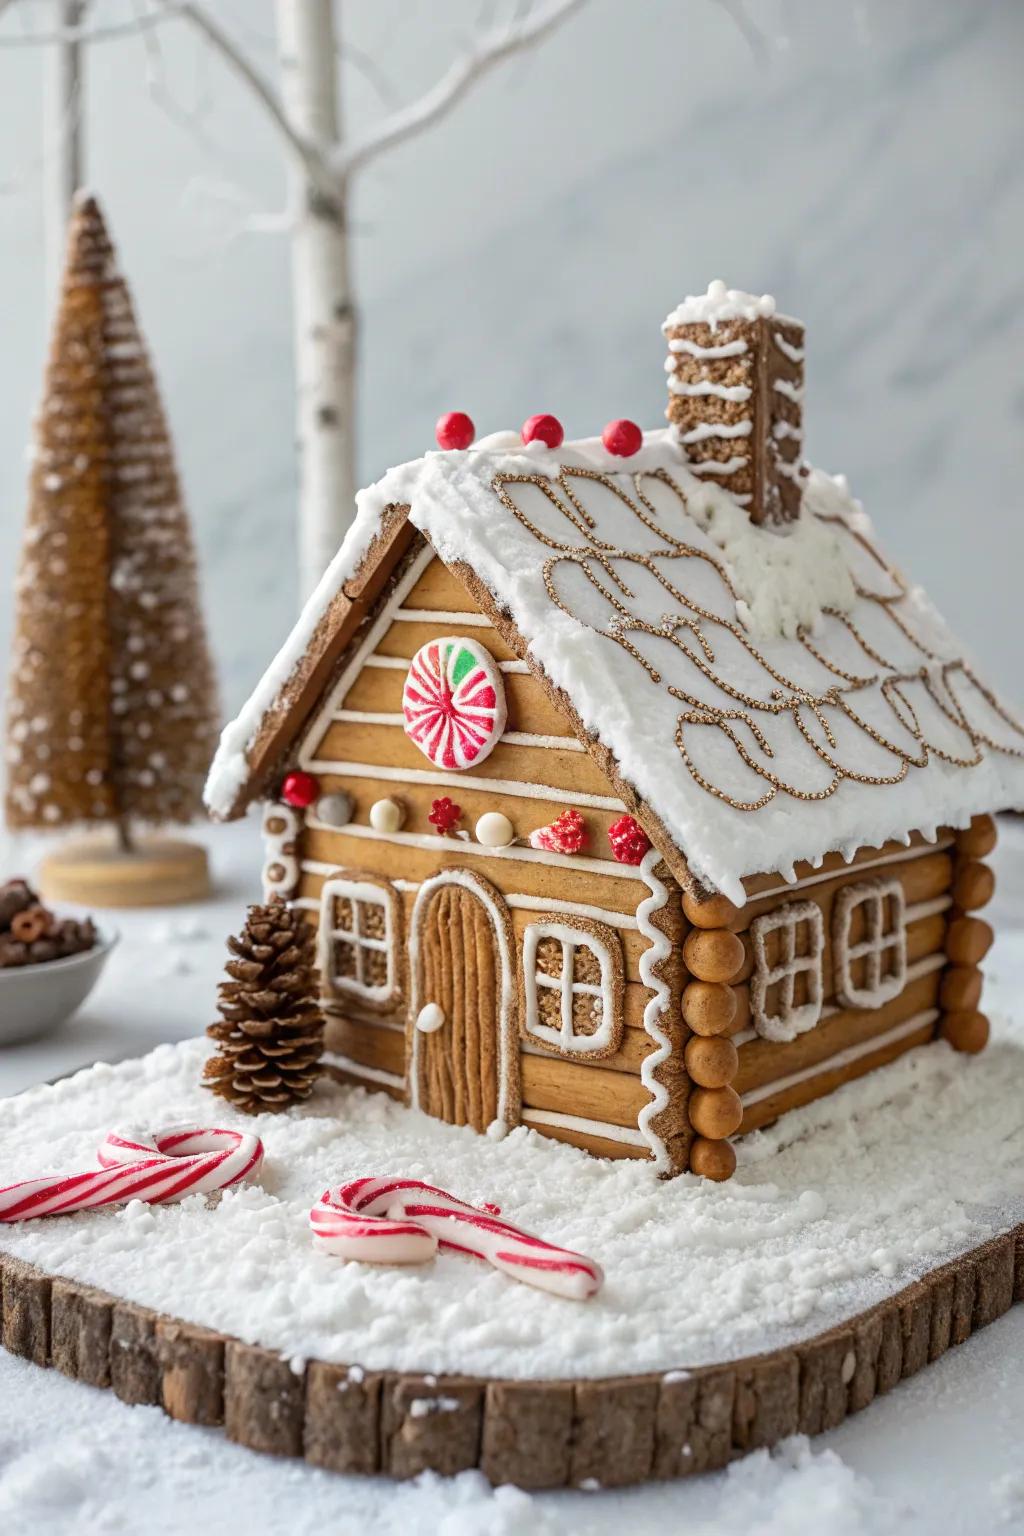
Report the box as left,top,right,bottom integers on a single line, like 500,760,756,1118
369,797,406,834
314,791,353,828
475,811,515,848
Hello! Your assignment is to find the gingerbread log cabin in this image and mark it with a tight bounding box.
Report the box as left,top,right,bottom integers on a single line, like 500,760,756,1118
206,280,1024,1183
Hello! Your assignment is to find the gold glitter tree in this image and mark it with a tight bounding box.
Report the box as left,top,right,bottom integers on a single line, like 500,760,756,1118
4,193,219,858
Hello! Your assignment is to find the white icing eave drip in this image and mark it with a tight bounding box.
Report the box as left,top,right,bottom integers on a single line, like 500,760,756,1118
681,420,752,445
773,331,805,364
667,379,752,402
663,279,776,333
635,848,674,1174
774,379,805,404
666,335,749,359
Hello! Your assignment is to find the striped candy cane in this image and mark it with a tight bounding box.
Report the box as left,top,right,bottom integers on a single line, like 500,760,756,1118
0,1125,264,1222
310,1176,603,1302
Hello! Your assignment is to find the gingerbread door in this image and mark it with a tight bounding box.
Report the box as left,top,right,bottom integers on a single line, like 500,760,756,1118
409,872,518,1133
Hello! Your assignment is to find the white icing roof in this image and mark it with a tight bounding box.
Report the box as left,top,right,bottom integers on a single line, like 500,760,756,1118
207,429,1024,900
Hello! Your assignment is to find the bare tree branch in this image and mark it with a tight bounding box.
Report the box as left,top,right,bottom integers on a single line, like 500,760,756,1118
712,0,770,64
0,3,170,46
336,0,587,178
155,0,337,200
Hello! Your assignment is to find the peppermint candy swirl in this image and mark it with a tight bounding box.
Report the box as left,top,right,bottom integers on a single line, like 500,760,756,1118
402,638,506,771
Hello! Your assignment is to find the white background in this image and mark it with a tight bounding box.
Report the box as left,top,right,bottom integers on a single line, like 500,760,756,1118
0,0,1022,715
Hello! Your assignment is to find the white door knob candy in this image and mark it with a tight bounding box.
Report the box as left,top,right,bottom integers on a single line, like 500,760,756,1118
475,812,515,848
415,1003,445,1034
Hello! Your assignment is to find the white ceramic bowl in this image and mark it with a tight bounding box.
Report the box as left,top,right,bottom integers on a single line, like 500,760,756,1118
0,929,118,1046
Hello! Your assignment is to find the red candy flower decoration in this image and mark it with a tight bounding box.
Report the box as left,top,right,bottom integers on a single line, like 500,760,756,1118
602,418,643,458
608,814,651,865
281,770,319,809
529,808,587,855
435,411,475,451
428,797,462,835
521,413,564,449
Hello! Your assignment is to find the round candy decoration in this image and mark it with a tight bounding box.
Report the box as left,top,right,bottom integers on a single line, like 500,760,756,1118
435,411,475,451
281,770,319,809
403,638,507,771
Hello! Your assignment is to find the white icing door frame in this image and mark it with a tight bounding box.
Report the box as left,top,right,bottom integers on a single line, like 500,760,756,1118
406,868,519,1130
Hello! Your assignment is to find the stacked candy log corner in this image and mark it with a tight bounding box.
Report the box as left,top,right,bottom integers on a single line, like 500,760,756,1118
940,814,997,1055
680,889,747,1181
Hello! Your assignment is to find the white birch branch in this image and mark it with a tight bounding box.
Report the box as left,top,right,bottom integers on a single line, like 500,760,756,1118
336,0,587,177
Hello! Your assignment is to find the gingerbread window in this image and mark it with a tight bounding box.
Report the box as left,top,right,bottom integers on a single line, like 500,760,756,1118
750,901,824,1043
521,918,624,1058
833,878,906,1010
319,873,402,1012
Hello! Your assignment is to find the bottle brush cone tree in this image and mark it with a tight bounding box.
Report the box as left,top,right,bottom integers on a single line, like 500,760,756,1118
4,192,219,841
204,897,325,1114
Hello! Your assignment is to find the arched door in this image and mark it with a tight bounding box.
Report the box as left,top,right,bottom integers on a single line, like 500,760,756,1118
408,871,518,1133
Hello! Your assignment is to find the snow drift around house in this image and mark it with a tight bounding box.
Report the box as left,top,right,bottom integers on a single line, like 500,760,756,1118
205,428,1024,899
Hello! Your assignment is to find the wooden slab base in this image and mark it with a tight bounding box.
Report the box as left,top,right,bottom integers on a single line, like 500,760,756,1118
38,836,211,908
1,1223,1021,1488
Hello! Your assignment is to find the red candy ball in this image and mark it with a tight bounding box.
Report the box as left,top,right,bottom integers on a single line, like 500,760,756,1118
521,413,564,449
602,418,643,458
435,411,475,451
281,770,319,809
608,813,652,866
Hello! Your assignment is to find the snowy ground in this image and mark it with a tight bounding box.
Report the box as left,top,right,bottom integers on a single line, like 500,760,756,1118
1,817,1024,1531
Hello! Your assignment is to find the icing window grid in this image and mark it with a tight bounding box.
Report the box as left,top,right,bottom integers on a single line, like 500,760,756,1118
320,877,396,1006
750,900,824,1043
522,921,617,1055
833,878,907,1009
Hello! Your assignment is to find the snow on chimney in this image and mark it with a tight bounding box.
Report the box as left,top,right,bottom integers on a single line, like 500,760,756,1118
663,280,807,524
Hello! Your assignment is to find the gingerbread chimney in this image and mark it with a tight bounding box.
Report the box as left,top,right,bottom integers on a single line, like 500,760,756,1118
663,280,807,524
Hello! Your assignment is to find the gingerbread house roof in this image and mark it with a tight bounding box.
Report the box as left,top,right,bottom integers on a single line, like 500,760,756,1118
206,428,1024,902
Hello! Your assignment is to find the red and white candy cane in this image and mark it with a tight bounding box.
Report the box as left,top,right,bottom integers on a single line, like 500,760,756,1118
0,1125,263,1222
310,1176,603,1302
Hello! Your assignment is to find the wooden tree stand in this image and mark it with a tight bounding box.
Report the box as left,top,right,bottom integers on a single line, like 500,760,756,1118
38,835,210,908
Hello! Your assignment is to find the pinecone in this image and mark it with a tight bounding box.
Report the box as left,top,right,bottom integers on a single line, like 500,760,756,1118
203,897,324,1114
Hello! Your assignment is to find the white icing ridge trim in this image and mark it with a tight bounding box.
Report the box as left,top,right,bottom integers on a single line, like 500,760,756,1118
774,379,805,404
668,379,752,402
774,457,805,483
363,652,531,675
684,456,749,477
501,731,583,751
666,336,749,359
635,848,673,1173
393,607,492,625
505,893,639,929
300,757,623,811
333,709,405,726
748,839,955,902
740,1010,939,1109
772,420,802,442
905,894,953,922
773,332,805,364
406,869,516,1125
522,1107,647,1147
323,1051,405,1090
680,421,752,445
300,829,642,880
301,544,435,760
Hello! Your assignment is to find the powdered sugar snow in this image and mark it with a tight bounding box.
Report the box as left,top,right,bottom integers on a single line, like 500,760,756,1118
1,994,1022,1381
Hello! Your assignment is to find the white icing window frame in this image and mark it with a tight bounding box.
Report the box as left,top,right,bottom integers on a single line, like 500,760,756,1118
318,872,402,1013
750,900,824,1043
521,918,624,1059
833,878,907,1010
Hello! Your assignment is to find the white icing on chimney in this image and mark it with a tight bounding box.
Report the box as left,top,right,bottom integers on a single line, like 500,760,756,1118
662,279,776,332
